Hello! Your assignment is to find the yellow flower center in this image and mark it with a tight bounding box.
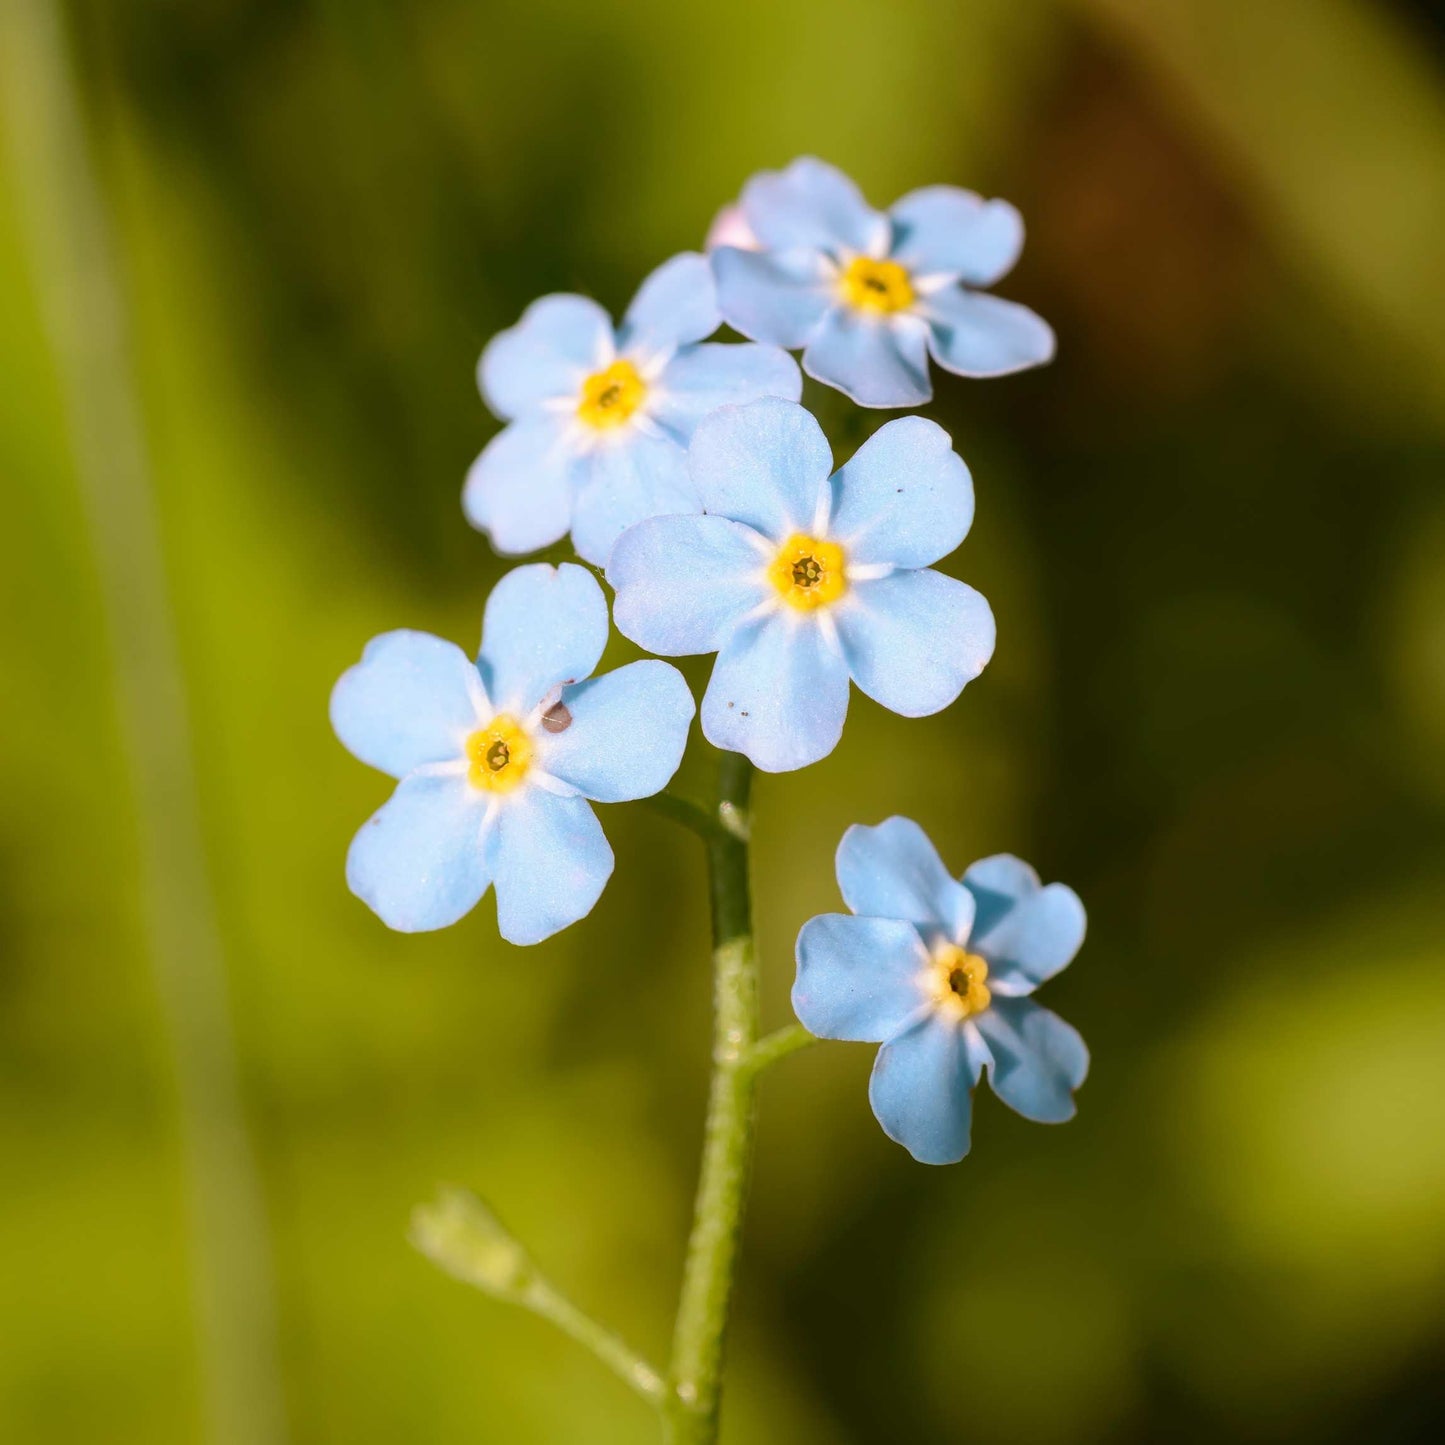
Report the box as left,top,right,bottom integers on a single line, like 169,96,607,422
926,945,992,1022
576,359,646,430
465,714,533,793
837,256,915,315
768,534,847,611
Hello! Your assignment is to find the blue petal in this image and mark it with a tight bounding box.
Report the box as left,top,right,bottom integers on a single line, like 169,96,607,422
687,398,832,540
569,429,696,568
543,660,695,803
868,1013,988,1165
478,563,608,713
963,855,1086,994
331,631,483,779
700,610,850,772
479,294,614,421
609,514,770,656
802,309,932,408
835,816,975,943
792,913,928,1042
711,246,834,349
922,287,1055,378
740,157,889,255
888,187,1024,286
975,997,1088,1123
618,251,720,358
963,854,1042,935
828,416,974,569
650,342,802,442
492,788,613,946
838,570,995,716
346,772,493,932
463,417,581,556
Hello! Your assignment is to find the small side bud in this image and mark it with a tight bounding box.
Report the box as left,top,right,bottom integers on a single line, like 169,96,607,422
410,1187,534,1297
718,800,751,842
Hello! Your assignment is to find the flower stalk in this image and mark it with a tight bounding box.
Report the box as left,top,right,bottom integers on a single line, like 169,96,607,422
411,1188,665,1404
664,752,759,1444
743,1023,816,1079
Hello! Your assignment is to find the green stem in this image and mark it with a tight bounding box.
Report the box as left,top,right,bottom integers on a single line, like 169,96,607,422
641,790,722,841
743,1023,817,1079
664,754,757,1444
411,1186,665,1406
522,1276,666,1404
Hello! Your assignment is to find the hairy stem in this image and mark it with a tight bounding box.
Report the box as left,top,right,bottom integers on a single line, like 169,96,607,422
664,753,757,1444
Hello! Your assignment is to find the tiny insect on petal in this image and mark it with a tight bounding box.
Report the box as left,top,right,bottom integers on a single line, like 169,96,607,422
541,702,573,734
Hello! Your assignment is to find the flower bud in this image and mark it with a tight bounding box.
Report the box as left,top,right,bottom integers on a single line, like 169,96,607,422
410,1188,534,1297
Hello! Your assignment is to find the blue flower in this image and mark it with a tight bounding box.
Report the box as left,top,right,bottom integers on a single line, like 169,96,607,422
464,252,801,567
711,157,1054,408
793,818,1088,1164
608,398,994,773
331,563,695,944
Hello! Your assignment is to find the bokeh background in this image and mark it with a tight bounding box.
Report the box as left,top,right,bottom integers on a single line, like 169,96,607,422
4,0,1445,1441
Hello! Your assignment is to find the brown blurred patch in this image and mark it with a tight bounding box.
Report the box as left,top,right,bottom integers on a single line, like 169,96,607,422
1021,31,1265,400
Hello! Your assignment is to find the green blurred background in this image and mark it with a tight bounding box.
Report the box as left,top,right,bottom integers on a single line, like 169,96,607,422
4,0,1445,1440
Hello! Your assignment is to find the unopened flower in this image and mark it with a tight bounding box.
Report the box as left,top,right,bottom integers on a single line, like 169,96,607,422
465,253,800,566
331,564,694,943
793,817,1087,1164
712,157,1053,408
704,203,759,252
608,398,993,772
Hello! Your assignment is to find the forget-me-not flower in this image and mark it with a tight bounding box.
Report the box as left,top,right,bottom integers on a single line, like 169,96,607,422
331,563,694,944
607,398,994,773
464,252,801,567
793,818,1087,1164
712,157,1054,408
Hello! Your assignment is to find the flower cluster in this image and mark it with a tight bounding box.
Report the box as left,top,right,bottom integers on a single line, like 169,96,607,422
334,158,1086,1162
